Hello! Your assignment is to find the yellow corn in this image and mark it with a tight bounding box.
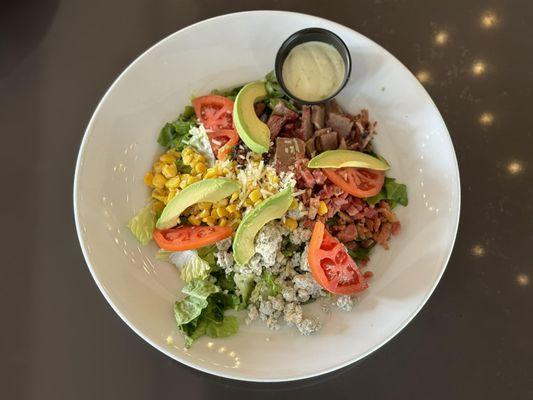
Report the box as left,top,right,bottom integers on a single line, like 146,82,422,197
182,154,193,165
317,201,328,216
188,215,201,226
289,199,299,210
143,172,154,187
226,204,237,213
162,163,178,178
165,176,181,189
216,206,229,217
160,154,176,164
216,198,229,207
210,208,219,219
152,192,167,203
199,209,211,219
166,190,176,203
204,168,218,179
179,180,188,189
248,189,262,203
167,149,180,158
152,173,166,189
202,216,217,226
284,217,298,231
232,210,242,219
194,163,207,175
153,161,164,174
194,154,205,164
230,192,239,202
182,147,193,157
219,217,228,227
244,199,254,207
187,175,199,185
198,202,211,210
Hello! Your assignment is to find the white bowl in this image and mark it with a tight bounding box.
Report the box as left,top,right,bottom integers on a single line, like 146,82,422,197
74,11,460,382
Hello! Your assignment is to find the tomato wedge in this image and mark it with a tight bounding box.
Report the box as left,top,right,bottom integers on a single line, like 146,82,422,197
308,221,368,295
207,129,239,161
192,95,234,131
323,167,385,197
153,226,232,251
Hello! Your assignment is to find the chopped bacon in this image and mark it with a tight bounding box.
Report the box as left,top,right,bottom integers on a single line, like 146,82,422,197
336,224,357,243
308,197,320,220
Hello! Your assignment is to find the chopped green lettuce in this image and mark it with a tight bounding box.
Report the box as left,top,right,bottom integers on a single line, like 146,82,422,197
211,85,244,100
250,272,281,303
264,71,298,112
174,280,219,326
367,177,408,208
234,273,255,305
127,204,156,245
157,107,197,150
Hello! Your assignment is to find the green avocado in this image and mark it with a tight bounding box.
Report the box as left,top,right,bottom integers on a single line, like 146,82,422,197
233,81,270,153
308,150,390,171
233,187,293,265
156,178,240,230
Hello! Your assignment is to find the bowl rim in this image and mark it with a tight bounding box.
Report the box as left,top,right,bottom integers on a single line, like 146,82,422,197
73,10,461,382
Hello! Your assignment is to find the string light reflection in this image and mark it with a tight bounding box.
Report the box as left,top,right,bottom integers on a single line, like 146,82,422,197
472,60,487,76
516,273,529,287
471,244,486,257
416,70,431,84
507,160,524,175
434,30,449,45
481,11,498,28
479,112,494,126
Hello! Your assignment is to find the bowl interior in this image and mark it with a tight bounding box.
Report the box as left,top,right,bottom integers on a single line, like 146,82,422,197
74,11,460,382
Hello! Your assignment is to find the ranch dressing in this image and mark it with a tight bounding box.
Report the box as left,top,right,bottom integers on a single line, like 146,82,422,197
282,41,345,102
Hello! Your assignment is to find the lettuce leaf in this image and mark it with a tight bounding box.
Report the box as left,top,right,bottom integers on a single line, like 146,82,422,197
157,106,196,150
249,272,281,303
169,251,212,283
366,177,408,208
234,273,255,305
127,204,156,245
173,280,219,326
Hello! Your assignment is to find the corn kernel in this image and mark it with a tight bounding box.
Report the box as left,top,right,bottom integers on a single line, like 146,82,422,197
152,173,166,189
289,199,299,210
188,215,201,226
210,208,219,218
199,209,211,219
244,199,254,207
230,192,239,202
194,163,207,175
202,216,217,226
166,190,176,203
152,192,167,203
167,149,180,157
204,168,218,179
198,202,211,210
182,147,193,157
194,154,205,163
216,198,229,207
317,201,328,216
165,176,181,189
179,180,188,189
182,154,193,165
219,217,228,227
284,217,298,231
153,161,164,173
160,154,176,164
162,163,178,178
248,189,261,203
232,211,242,219
143,172,154,187
216,206,229,217
271,175,280,184
187,175,199,185
226,204,237,213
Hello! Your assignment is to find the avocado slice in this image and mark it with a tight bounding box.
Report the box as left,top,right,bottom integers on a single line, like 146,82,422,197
156,178,240,230
308,150,390,171
233,187,293,265
233,81,270,153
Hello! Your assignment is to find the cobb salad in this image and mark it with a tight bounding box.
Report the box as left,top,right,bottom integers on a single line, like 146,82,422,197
128,72,408,347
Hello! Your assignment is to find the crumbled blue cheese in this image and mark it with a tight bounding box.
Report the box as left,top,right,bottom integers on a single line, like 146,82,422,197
289,226,312,245
216,250,234,271
283,303,303,326
255,222,284,267
299,244,310,272
216,238,232,251
297,318,321,336
187,125,216,166
336,295,355,312
293,273,323,298
246,305,259,325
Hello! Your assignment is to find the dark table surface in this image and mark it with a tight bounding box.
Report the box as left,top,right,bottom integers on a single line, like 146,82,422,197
2,0,532,398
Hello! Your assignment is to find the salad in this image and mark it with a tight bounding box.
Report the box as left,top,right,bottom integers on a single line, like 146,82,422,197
128,72,408,347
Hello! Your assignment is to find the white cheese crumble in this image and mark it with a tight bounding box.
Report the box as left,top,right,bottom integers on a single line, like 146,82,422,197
186,124,216,166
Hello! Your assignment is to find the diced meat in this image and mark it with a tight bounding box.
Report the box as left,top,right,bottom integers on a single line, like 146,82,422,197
311,105,325,129
274,137,306,172
311,169,327,185
308,197,320,219
374,222,392,249
391,221,401,235
316,130,338,151
326,113,353,140
338,137,348,149
301,106,313,140
305,138,316,157
336,224,357,242
273,101,298,120
255,102,266,117
267,114,286,140
299,170,316,188
377,201,398,222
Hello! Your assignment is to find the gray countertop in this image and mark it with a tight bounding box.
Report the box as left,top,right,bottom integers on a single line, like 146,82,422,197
1,0,532,398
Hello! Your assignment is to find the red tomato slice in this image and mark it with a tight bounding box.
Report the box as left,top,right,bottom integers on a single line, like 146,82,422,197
323,167,385,197
207,129,239,161
192,95,234,131
153,226,233,251
308,221,368,295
